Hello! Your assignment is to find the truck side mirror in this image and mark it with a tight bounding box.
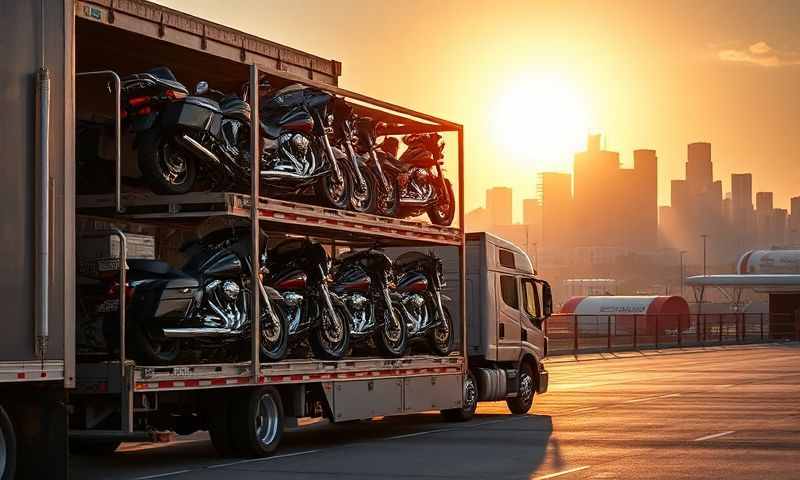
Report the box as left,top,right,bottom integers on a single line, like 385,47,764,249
541,282,553,318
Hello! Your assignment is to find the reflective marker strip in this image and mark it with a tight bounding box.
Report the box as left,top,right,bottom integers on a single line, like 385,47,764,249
134,367,461,391
693,430,735,442
532,466,591,480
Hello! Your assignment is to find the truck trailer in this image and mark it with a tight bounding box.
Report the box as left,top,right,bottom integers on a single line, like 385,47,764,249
0,2,551,478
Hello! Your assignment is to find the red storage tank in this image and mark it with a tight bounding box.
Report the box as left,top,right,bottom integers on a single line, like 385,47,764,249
560,296,690,339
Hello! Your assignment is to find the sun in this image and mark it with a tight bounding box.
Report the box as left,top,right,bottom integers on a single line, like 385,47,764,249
490,73,591,172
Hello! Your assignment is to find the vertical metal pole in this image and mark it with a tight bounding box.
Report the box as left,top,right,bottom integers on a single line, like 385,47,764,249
655,315,659,349
458,126,468,386
573,315,579,354
35,66,50,358
249,64,261,383
719,314,723,344
760,313,764,341
633,315,638,350
607,315,612,351
701,234,708,276
677,314,682,347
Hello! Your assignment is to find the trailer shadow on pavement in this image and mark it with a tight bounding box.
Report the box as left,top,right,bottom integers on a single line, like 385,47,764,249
71,412,555,480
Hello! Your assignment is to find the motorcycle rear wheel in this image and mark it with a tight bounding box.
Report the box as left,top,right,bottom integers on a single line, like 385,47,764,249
310,298,351,360
137,130,197,195
129,322,181,365
426,178,456,226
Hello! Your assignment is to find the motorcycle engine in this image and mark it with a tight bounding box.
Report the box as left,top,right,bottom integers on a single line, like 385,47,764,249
204,279,245,331
262,132,315,176
281,292,304,333
403,294,428,334
345,293,371,334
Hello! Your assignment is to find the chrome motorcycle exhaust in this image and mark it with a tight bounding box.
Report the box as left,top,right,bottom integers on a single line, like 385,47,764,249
162,327,241,338
177,134,221,166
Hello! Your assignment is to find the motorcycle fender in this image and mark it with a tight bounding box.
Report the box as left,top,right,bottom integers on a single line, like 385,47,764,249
131,113,158,133
262,285,284,302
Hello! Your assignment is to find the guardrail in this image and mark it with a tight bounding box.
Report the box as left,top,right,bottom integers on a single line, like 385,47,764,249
544,313,799,355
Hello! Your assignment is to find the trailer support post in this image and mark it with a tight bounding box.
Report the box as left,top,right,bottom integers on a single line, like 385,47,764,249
250,64,261,383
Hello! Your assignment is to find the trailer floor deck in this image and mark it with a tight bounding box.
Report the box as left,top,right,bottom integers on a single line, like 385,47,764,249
77,192,463,246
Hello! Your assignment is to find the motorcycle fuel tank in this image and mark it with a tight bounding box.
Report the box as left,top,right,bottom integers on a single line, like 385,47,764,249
199,250,242,278
272,269,308,291
334,268,371,293
397,271,428,293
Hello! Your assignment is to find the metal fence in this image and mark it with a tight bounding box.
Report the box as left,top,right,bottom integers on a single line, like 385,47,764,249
544,313,799,355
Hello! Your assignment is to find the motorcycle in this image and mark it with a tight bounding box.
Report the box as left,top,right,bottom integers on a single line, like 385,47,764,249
265,238,351,360
330,97,377,213
332,249,407,357
392,251,454,356
121,67,230,195
353,117,456,225
89,227,289,364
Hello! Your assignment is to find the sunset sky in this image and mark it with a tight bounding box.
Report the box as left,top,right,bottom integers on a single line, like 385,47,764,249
156,0,800,220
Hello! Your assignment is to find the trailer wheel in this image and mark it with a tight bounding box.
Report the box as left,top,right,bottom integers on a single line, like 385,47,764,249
441,372,477,422
207,392,235,457
0,405,16,480
506,362,536,415
230,387,284,457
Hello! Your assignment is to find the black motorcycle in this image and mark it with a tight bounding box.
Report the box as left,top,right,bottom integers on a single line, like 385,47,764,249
332,249,407,357
330,97,377,213
392,251,454,356
89,228,289,364
121,67,233,195
354,117,456,225
265,239,351,360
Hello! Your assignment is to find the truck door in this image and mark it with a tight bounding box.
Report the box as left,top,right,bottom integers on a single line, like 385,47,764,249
496,274,522,361
520,278,546,359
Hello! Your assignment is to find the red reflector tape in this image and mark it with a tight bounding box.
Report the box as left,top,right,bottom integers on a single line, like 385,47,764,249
16,373,25,379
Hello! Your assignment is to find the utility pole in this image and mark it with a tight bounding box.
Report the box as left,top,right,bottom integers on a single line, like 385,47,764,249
700,234,708,276
679,250,688,297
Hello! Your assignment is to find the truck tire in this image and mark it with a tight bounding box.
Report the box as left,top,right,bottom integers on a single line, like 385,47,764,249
441,372,477,422
506,362,536,415
229,387,284,457
0,405,16,480
207,392,235,457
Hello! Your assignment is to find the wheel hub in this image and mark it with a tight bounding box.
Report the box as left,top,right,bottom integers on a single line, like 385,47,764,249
519,373,534,402
464,376,477,410
255,393,279,446
384,308,403,343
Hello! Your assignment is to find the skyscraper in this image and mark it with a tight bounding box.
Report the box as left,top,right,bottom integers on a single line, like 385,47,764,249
632,149,658,249
790,196,800,244
573,134,621,247
540,172,573,249
731,173,755,249
486,187,513,227
686,142,712,195
756,192,774,246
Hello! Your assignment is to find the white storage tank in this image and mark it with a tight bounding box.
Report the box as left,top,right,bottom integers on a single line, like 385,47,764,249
560,296,690,338
737,250,800,274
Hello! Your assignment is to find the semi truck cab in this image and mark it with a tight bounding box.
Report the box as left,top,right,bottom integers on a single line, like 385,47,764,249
465,232,552,414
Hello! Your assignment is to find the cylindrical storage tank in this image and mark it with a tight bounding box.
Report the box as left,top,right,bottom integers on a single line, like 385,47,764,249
737,250,800,274
560,296,690,344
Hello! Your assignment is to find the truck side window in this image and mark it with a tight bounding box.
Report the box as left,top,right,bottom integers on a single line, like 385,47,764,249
500,275,519,310
522,280,540,319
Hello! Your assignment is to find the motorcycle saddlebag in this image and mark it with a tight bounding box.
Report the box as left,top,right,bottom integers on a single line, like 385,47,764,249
161,96,222,135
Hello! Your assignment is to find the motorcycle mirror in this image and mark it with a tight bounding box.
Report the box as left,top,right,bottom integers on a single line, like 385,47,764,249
195,81,209,95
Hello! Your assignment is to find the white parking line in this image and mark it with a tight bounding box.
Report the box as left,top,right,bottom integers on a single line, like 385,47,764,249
206,449,321,469
568,406,600,414
623,393,681,404
693,430,735,442
132,470,193,480
532,465,591,479
385,428,452,440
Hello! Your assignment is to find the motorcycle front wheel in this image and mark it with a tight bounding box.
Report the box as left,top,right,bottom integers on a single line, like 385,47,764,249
348,159,377,213
260,299,289,361
137,130,198,195
375,173,399,218
310,297,351,360
428,305,454,356
316,160,352,210
375,303,407,357
427,178,456,226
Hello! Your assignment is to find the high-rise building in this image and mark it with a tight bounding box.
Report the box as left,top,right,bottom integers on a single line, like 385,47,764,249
686,142,712,195
772,209,788,246
540,172,573,249
756,192,774,246
790,196,800,244
522,198,542,254
573,135,621,247
486,187,513,227
632,149,658,249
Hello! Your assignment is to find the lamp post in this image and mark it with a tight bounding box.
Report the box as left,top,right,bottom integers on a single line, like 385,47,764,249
700,234,708,276
679,250,688,297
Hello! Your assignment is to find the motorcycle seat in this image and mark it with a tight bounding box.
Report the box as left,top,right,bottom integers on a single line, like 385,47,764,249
128,259,193,280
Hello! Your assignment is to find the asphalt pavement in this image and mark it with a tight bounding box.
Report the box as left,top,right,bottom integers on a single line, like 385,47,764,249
71,343,800,480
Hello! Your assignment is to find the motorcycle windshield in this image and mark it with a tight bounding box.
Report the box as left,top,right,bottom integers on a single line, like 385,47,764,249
394,251,434,272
